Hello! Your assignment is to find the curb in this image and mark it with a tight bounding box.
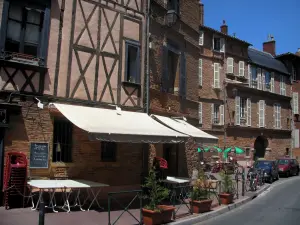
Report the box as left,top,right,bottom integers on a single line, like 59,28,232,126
167,184,270,225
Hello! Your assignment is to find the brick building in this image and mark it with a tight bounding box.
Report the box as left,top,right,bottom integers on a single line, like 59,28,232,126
0,0,194,204
276,48,300,160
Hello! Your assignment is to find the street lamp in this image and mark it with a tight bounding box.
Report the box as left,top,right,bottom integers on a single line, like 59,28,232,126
166,10,178,27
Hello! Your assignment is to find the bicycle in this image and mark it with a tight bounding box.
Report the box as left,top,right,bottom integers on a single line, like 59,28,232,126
246,170,257,191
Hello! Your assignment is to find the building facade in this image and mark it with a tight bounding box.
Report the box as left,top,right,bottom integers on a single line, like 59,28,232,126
0,0,149,203
276,49,300,160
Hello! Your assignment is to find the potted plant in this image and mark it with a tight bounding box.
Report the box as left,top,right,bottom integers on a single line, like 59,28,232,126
190,168,213,213
219,170,234,205
142,168,175,225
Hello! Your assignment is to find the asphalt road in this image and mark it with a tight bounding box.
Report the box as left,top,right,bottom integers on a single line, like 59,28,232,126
195,176,300,225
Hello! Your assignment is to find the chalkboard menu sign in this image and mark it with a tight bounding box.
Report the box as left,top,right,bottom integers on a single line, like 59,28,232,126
29,142,49,168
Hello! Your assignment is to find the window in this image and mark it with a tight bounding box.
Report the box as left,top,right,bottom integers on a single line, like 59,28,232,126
213,63,220,88
274,103,281,129
211,104,224,125
125,41,140,83
240,97,247,121
257,68,262,90
258,100,265,128
198,102,202,124
270,72,275,93
199,31,204,46
101,142,117,162
280,75,286,95
293,92,299,114
52,119,73,163
292,65,297,81
264,70,271,91
198,58,202,86
1,0,50,60
247,98,251,126
294,129,299,148
250,65,257,88
167,50,179,93
213,36,224,52
227,57,233,74
238,61,245,76
235,96,250,126
245,148,250,157
167,0,179,14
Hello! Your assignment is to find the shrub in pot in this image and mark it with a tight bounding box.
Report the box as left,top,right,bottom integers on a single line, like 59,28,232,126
219,170,234,205
190,168,213,213
142,168,175,225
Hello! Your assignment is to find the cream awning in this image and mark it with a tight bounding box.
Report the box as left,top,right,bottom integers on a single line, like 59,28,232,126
49,103,188,143
151,115,218,145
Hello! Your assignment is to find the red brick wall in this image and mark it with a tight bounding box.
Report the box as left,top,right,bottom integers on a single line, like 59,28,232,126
4,101,143,193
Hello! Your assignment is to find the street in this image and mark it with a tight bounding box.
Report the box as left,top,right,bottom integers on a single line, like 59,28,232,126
195,176,300,225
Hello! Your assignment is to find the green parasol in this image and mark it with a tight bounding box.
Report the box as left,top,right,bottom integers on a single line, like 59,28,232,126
213,146,223,153
223,147,245,158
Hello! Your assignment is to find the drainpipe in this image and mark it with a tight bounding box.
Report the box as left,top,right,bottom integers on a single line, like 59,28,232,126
223,80,227,161
145,0,150,115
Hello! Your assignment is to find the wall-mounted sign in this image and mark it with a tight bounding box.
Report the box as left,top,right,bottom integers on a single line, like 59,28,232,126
29,142,49,168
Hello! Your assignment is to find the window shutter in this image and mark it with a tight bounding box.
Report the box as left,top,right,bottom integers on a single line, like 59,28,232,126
220,105,224,125
235,96,240,125
0,0,10,53
257,68,262,90
282,76,286,95
261,72,265,91
295,129,300,148
220,38,225,53
270,72,275,93
227,57,233,74
198,102,202,124
247,98,251,126
161,46,169,92
248,65,252,87
279,105,281,129
211,104,215,124
239,61,245,77
273,104,276,128
179,52,186,98
258,100,265,127
214,63,220,88
199,31,204,46
198,59,202,86
293,92,299,114
39,6,51,65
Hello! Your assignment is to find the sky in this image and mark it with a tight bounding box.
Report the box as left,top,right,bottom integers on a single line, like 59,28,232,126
203,0,300,55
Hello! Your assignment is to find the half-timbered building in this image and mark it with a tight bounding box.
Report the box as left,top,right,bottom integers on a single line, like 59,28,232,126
0,0,190,203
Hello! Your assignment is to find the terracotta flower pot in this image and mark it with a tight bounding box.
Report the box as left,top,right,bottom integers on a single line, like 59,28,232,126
219,193,234,205
142,205,175,225
190,199,213,213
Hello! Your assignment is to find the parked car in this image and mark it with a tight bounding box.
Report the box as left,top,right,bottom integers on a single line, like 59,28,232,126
276,158,299,177
253,159,279,183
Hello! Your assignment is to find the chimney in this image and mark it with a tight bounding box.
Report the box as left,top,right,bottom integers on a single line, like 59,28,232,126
263,34,276,56
296,48,300,56
220,20,228,35
199,0,204,25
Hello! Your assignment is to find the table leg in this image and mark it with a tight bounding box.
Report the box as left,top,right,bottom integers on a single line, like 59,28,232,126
72,189,85,211
31,190,43,211
45,189,58,213
61,188,72,213
87,188,102,211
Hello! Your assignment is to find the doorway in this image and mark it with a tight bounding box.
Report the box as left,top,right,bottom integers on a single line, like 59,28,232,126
254,136,268,160
163,144,178,177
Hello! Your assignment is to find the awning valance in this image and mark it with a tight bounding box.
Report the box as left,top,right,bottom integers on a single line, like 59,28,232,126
49,103,188,143
151,115,218,145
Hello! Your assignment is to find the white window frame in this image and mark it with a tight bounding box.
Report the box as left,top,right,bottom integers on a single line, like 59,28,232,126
199,31,204,46
213,63,220,88
293,92,299,114
261,70,266,91
248,64,252,87
280,75,286,95
227,57,234,74
213,36,225,53
258,100,265,127
198,58,203,86
246,98,251,126
273,103,281,129
198,102,203,124
294,129,299,148
238,61,245,77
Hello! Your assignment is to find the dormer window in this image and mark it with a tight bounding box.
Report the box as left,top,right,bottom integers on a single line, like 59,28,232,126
213,36,225,52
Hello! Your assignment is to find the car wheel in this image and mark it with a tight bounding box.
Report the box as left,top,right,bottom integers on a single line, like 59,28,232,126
269,176,273,184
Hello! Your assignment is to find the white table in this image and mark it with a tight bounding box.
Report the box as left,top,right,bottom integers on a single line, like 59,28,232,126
27,179,109,213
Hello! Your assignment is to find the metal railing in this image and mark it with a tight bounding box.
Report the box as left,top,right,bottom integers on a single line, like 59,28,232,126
107,190,143,225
